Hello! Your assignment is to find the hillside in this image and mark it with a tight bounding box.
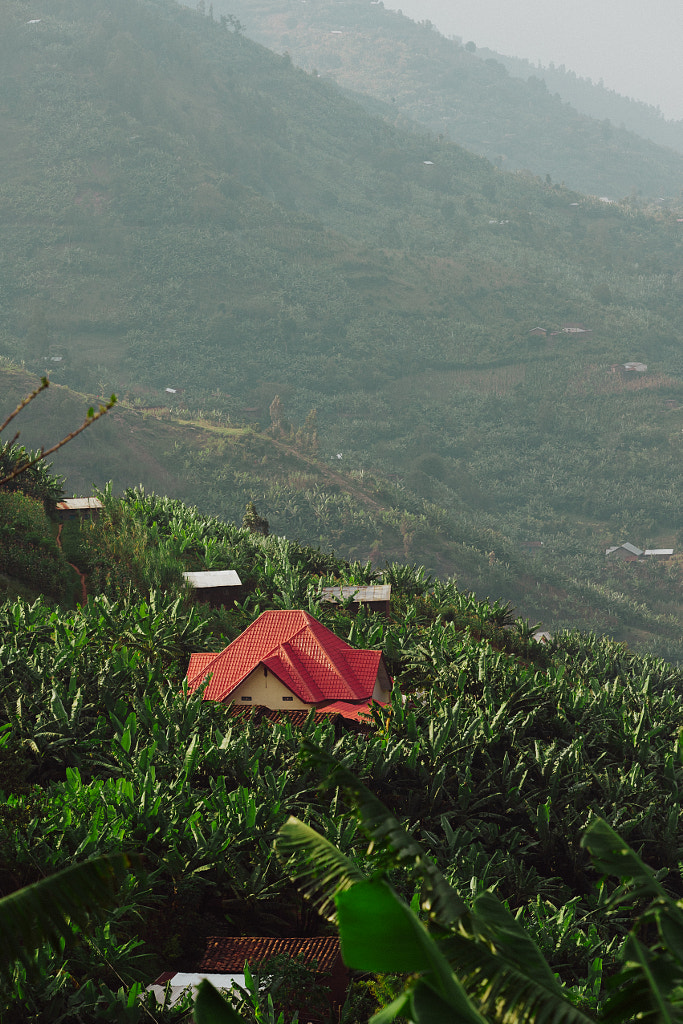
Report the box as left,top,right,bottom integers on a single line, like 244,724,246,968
4,367,683,666
216,0,683,199
473,46,683,157
3,482,683,1019
3,0,683,658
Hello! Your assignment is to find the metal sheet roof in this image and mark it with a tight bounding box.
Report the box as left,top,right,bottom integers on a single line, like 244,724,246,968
321,584,391,603
199,936,342,973
56,497,103,510
183,570,242,588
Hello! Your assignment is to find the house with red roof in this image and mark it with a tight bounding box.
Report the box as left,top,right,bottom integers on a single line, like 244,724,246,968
148,936,348,1016
186,609,392,721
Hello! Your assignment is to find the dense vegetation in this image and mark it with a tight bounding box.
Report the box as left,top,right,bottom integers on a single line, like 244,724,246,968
3,479,683,1020
3,0,683,653
5,2,683,1018
472,46,683,157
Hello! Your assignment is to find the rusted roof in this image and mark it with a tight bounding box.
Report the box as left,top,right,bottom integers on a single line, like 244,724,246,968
198,936,341,974
55,497,103,511
186,610,386,704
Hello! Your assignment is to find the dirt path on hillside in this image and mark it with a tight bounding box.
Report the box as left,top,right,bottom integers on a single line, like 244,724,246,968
56,523,88,606
267,437,387,513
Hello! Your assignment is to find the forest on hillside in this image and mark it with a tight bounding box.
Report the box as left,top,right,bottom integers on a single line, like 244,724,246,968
217,0,683,199
3,0,683,652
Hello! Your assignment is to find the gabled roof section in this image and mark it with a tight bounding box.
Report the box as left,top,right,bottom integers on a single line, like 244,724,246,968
186,609,388,704
187,653,218,683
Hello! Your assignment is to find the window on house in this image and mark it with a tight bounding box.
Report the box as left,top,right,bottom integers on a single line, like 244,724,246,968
282,696,294,702
241,696,252,701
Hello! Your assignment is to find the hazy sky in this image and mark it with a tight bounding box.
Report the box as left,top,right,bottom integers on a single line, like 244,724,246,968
390,0,683,121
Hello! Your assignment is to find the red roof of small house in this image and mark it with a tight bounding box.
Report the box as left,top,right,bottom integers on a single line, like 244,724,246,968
224,704,375,731
198,936,342,974
186,609,389,704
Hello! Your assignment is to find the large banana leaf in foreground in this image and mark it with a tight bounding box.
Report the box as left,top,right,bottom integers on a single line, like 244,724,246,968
276,745,683,1024
194,980,243,1024
582,818,683,1024
276,815,365,922
295,740,467,928
0,853,138,978
275,745,598,1024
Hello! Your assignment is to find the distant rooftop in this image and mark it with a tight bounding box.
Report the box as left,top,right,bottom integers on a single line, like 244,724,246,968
55,497,103,511
605,542,643,556
321,584,391,603
183,570,242,589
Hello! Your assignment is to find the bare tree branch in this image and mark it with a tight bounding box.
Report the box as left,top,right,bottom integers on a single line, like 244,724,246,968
0,384,117,487
0,376,49,435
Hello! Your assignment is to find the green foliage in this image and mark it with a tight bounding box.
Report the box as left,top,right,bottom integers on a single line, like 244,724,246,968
242,500,270,537
2,491,683,1018
0,441,63,507
276,759,683,1024
0,853,139,980
0,490,70,597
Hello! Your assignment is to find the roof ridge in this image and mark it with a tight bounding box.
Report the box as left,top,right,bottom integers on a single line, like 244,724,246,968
277,641,327,702
297,620,365,698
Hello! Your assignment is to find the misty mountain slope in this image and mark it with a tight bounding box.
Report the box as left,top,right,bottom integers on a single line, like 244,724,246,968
3,0,683,656
215,0,683,199
2,0,669,406
473,46,683,158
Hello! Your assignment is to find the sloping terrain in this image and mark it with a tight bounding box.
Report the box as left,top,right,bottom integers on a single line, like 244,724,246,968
215,0,683,199
2,0,683,657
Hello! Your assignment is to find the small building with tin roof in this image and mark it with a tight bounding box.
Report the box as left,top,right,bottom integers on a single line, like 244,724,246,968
605,542,643,561
183,569,242,607
321,583,391,616
55,497,103,520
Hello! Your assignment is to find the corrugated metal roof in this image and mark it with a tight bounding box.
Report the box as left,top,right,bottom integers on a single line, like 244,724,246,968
321,585,391,603
187,610,386,704
56,497,103,510
183,570,242,588
199,936,341,973
644,549,674,556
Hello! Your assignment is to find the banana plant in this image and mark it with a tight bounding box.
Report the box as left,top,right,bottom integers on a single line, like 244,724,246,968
271,743,683,1024
0,853,139,980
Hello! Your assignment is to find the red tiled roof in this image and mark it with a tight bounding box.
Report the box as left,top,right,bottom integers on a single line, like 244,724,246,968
187,653,217,680
186,610,387,704
318,700,377,721
198,936,341,974
223,704,375,731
